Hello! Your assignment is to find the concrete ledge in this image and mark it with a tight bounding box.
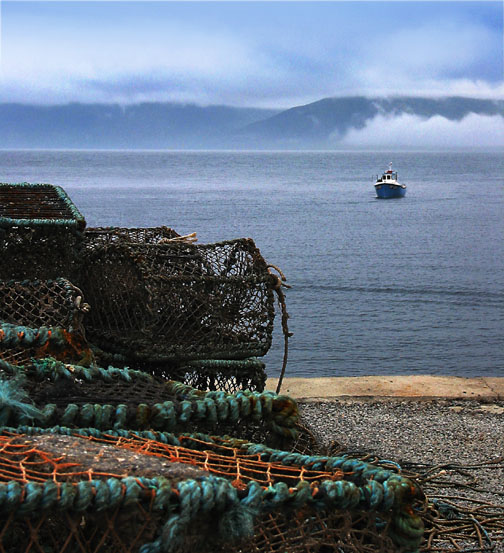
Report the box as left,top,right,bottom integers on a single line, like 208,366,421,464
266,375,504,401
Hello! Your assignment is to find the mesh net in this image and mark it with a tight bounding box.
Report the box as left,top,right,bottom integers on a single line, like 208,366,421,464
0,428,424,553
79,237,276,364
0,275,267,393
173,358,267,393
0,183,85,226
0,183,85,281
0,226,84,282
84,226,181,246
0,279,92,366
92,352,268,394
0,278,87,331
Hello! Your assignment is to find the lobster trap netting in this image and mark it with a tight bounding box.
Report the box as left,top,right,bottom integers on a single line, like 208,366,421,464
0,278,93,367
80,227,275,392
0,274,268,393
0,427,425,553
79,236,278,365
92,350,269,394
0,359,304,449
0,278,87,331
161,358,268,394
0,183,86,281
84,226,183,246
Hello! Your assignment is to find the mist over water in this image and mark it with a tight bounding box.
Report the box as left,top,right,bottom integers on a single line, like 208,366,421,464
1,149,502,378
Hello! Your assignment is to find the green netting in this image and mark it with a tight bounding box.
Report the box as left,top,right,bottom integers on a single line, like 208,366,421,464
0,278,92,366
0,276,268,391
0,183,85,229
91,347,268,393
84,226,182,245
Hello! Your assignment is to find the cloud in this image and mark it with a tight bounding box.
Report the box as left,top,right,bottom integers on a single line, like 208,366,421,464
353,21,500,82
0,2,502,107
337,113,504,149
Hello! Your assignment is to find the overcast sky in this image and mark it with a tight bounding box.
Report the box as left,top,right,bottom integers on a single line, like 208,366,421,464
0,1,502,107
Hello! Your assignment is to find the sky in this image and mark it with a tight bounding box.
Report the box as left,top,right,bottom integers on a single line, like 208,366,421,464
0,1,503,109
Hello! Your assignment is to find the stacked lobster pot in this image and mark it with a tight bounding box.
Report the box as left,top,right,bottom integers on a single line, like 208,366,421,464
0,183,92,367
0,182,427,553
0,183,285,392
78,227,280,392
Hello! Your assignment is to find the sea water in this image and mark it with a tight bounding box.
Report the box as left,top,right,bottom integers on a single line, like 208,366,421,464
0,149,502,378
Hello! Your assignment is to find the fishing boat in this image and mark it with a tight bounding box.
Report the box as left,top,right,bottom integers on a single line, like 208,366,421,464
374,163,406,199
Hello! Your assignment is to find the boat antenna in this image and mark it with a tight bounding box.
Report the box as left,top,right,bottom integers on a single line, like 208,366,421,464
389,162,393,171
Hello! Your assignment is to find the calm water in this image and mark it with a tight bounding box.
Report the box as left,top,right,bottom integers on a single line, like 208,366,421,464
1,149,503,378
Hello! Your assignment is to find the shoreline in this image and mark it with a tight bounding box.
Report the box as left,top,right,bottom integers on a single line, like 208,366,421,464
284,376,504,551
268,374,504,401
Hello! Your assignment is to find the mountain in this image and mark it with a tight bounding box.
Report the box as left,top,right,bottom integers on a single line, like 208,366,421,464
240,96,504,147
0,96,502,149
0,103,279,149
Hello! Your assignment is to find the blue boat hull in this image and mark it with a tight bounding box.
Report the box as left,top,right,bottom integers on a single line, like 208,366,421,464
375,184,406,199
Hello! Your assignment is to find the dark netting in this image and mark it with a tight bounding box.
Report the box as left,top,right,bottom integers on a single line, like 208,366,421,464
173,358,267,393
0,183,86,281
0,278,87,331
84,226,183,245
92,354,269,393
0,183,84,224
0,273,269,393
224,509,397,553
78,237,277,364
0,279,93,366
0,226,84,281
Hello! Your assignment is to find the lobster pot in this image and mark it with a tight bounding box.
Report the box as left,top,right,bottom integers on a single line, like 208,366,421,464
0,429,424,553
0,278,91,366
79,238,276,365
92,349,268,393
173,358,267,393
0,183,86,281
0,359,300,446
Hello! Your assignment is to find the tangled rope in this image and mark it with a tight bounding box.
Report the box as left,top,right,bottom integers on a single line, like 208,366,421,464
402,459,504,552
267,265,292,394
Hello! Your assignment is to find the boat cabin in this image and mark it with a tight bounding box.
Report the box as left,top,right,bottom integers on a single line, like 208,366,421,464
378,170,398,182
375,162,398,183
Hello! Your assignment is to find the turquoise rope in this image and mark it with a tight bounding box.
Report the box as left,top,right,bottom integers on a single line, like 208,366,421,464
0,182,86,229
0,425,423,552
0,323,67,350
0,359,299,437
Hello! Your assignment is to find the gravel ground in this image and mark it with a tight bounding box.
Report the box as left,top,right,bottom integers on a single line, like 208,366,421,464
299,398,504,552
